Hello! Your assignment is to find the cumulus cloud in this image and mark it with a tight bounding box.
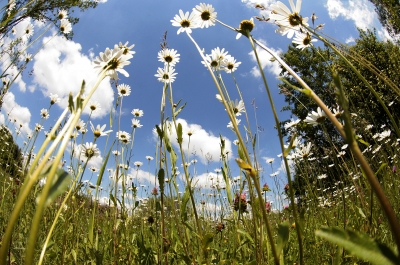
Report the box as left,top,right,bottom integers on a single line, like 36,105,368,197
241,0,276,16
32,35,114,119
248,39,282,77
191,172,230,189
0,92,31,134
153,118,233,164
325,0,376,30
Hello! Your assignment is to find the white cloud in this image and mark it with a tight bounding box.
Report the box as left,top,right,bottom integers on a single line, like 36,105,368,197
153,118,233,165
325,0,376,30
345,36,355,44
248,39,282,77
192,172,230,189
32,35,114,119
241,0,276,16
129,168,157,186
0,92,31,134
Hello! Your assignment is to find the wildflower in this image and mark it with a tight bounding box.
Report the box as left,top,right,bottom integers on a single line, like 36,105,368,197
304,107,326,126
49,93,60,105
202,47,229,70
88,101,101,112
151,187,159,195
236,18,254,39
171,10,199,34
112,150,120,156
40,109,49,119
233,139,239,145
233,192,247,212
221,55,241,73
117,131,131,144
192,3,217,28
378,129,391,141
270,0,309,38
35,123,43,132
116,41,135,56
295,142,313,158
262,183,270,191
337,151,346,157
11,27,16,35
2,77,10,86
134,161,143,167
227,118,241,130
90,166,98,172
25,53,32,63
270,171,279,177
60,19,72,34
265,201,272,213
58,10,68,20
158,48,180,66
131,119,143,128
318,174,327,180
266,158,274,164
25,24,34,38
75,119,85,131
93,46,133,80
231,99,245,116
132,109,144,117
155,66,177,83
341,144,348,150
292,32,317,50
146,156,154,161
117,84,131,97
79,142,100,160
90,122,112,138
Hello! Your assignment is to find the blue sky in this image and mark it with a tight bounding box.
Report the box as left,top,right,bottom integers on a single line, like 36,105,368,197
0,0,390,205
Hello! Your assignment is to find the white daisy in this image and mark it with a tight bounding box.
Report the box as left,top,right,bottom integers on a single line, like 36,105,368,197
60,19,72,34
116,41,135,56
49,93,60,105
222,55,241,73
79,142,100,160
88,101,101,112
40,109,49,119
117,84,131,97
155,66,177,83
270,0,309,38
58,10,68,20
158,48,180,66
117,131,131,144
90,122,112,138
292,32,317,50
304,107,327,126
131,118,143,128
93,46,133,80
131,109,144,117
192,3,217,28
24,24,34,38
171,10,200,34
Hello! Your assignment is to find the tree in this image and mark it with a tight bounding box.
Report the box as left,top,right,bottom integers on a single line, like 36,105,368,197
0,0,99,38
278,29,400,195
368,0,400,42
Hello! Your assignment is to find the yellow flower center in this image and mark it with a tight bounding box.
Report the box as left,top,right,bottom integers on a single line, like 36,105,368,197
201,11,210,21
289,13,302,27
180,20,190,28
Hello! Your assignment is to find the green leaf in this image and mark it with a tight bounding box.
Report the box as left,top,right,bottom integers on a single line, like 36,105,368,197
357,207,366,219
177,123,183,144
158,169,165,192
174,102,186,117
276,221,290,255
37,166,72,207
180,186,190,222
316,227,398,265
375,162,388,175
202,233,214,251
237,229,254,246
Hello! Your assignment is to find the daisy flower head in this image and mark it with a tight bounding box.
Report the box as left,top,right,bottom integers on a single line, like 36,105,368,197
2,77,10,86
116,41,135,56
292,32,317,50
11,27,17,35
75,119,85,131
25,53,32,63
25,24,34,38
117,131,131,144
40,109,49,119
231,99,245,116
58,9,68,20
221,55,241,73
60,19,72,34
49,93,60,105
155,66,177,83
88,100,101,112
270,0,309,38
131,118,143,128
90,122,112,138
304,107,327,126
193,3,217,28
117,83,131,97
171,9,200,34
79,142,100,160
236,17,254,39
134,161,143,167
158,48,180,66
146,156,154,161
131,109,144,117
201,47,229,70
227,118,241,130
93,46,133,80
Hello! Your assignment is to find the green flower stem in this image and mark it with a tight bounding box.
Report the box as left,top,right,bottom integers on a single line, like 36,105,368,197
308,27,400,138
248,34,300,265
186,31,279,264
20,70,107,264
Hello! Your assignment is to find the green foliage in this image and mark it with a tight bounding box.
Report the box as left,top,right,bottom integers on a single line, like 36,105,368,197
0,125,24,179
316,227,398,265
367,0,400,42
